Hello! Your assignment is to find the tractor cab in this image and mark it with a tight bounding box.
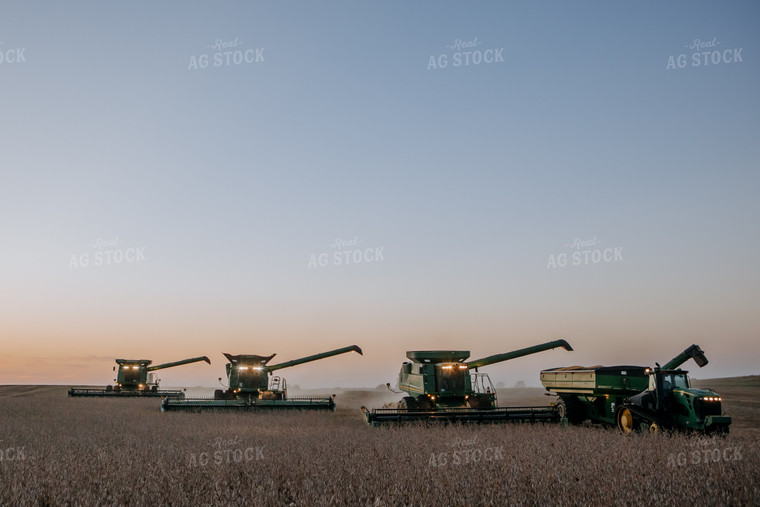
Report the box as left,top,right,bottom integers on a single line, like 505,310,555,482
633,366,690,411
650,370,690,393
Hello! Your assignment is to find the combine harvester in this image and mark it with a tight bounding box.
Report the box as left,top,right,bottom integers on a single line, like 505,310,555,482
541,344,731,434
68,356,211,398
361,339,573,425
161,345,363,412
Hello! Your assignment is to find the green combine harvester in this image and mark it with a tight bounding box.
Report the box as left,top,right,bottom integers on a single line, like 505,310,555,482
541,344,731,434
161,345,363,412
68,356,211,398
361,339,573,425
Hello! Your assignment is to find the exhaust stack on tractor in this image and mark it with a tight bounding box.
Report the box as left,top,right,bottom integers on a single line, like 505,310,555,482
161,345,363,412
361,339,573,425
541,344,731,434
68,356,211,398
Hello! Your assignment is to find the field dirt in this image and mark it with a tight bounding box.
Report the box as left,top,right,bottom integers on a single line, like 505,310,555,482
0,381,758,505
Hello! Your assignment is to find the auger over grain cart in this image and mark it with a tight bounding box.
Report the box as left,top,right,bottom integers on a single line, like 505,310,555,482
541,344,731,434
68,356,211,398
361,339,573,425
161,345,363,412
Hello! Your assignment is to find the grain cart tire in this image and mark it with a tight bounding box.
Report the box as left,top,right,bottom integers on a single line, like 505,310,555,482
616,406,637,434
557,396,584,425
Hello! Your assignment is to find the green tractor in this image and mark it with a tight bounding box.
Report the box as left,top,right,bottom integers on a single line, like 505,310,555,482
362,339,573,424
618,345,731,434
541,344,731,434
68,356,211,398
161,345,363,411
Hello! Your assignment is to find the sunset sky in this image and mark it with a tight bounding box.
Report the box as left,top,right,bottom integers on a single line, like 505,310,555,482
1,1,758,388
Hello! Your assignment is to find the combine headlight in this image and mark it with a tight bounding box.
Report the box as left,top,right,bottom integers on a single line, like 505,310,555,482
132,366,139,370
238,366,248,371
253,366,264,371
442,365,453,370
458,365,467,369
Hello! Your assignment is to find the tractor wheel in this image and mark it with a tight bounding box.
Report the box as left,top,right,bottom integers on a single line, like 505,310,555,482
616,406,637,434
557,396,584,425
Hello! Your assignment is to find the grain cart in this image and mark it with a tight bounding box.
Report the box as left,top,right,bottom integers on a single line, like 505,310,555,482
361,339,573,425
541,344,731,434
161,345,363,411
68,356,211,398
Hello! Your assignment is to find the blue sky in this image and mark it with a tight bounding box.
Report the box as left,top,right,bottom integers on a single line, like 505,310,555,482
1,1,758,387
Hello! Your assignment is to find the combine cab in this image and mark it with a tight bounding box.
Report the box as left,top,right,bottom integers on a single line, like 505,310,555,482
541,344,731,434
68,356,211,398
361,339,573,425
161,345,363,412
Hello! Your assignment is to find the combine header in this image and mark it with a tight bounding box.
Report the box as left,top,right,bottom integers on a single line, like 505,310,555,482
541,344,731,434
68,356,211,398
361,339,573,425
161,345,363,412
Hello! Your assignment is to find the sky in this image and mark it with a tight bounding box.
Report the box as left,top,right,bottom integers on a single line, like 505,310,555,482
1,1,758,388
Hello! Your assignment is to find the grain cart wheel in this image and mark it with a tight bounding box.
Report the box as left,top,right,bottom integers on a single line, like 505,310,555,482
616,406,636,434
649,422,661,434
556,398,568,420
557,396,584,425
